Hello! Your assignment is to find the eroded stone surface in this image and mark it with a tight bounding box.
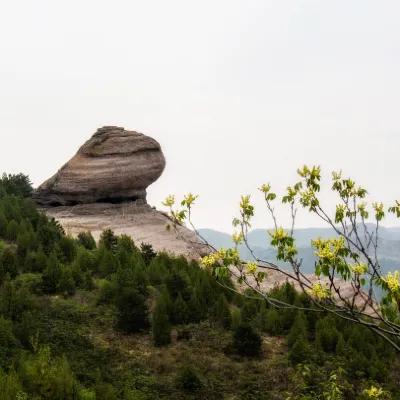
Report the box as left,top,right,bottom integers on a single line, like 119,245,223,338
33,126,166,206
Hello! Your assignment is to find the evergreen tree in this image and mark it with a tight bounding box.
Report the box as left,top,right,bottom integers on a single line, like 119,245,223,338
215,293,231,329
172,292,190,325
231,308,242,331
140,242,157,266
99,249,118,277
0,316,20,368
116,288,149,333
0,211,7,238
1,247,18,279
288,337,312,365
41,253,63,293
188,291,204,323
241,299,258,323
287,312,308,348
99,229,118,253
6,220,19,241
233,323,262,357
58,236,77,264
152,294,171,346
59,267,76,297
77,231,97,250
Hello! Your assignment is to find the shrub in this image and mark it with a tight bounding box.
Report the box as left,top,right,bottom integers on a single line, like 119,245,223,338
233,323,262,357
176,365,203,393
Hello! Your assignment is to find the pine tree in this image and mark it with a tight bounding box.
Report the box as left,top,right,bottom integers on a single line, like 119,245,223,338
6,220,19,241
233,323,262,357
77,231,97,250
172,292,189,325
152,294,171,346
288,337,312,365
41,253,63,293
215,293,231,329
99,249,118,277
116,288,149,333
140,242,157,266
59,267,76,297
241,299,258,323
263,308,283,335
188,291,204,323
287,312,308,348
0,211,7,238
1,247,18,279
99,229,118,253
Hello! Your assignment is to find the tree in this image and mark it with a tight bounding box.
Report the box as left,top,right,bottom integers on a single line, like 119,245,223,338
77,231,97,250
41,252,63,293
152,294,171,346
116,288,149,333
1,247,18,279
99,229,118,253
140,242,157,266
287,312,308,348
233,323,262,357
0,173,33,197
215,293,231,328
5,220,19,241
163,167,400,352
171,292,189,325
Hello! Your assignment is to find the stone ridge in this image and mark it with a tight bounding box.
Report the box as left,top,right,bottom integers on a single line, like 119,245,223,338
32,126,166,206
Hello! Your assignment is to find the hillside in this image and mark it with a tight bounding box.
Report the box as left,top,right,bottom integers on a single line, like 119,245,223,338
0,173,400,399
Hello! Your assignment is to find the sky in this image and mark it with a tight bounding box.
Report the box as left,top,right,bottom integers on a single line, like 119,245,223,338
1,0,400,233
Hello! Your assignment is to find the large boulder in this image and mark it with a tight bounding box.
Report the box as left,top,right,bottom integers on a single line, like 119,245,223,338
33,126,166,206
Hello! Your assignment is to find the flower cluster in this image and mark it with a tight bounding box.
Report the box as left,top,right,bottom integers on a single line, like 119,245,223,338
307,282,331,300
311,236,345,260
350,261,368,275
381,271,400,293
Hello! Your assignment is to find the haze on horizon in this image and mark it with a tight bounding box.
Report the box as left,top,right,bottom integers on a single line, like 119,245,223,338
1,0,399,233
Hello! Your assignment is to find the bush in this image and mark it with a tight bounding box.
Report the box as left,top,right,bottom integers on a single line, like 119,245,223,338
233,323,262,357
176,365,203,393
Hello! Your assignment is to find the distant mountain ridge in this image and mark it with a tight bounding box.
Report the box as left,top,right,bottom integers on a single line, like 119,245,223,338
198,224,400,279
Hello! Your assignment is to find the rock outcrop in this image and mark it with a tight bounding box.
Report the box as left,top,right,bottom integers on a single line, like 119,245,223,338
33,126,166,206
41,202,212,261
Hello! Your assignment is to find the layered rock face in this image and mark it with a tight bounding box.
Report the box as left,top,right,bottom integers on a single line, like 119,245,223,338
33,126,166,206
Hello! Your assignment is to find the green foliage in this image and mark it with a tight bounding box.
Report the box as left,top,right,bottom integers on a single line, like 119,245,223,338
6,220,19,241
0,173,33,198
233,323,262,357
152,294,171,346
116,288,150,333
172,292,190,325
77,231,97,250
140,242,157,266
215,293,231,328
175,365,203,393
99,229,118,253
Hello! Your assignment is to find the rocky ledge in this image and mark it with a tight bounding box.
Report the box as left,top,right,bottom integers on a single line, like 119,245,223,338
32,126,166,206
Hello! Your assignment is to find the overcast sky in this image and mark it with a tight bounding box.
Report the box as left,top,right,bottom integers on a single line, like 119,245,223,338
1,1,399,233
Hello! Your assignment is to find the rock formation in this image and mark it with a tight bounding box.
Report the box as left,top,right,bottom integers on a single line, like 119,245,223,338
33,126,166,206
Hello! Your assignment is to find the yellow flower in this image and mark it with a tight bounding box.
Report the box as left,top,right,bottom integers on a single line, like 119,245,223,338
182,193,198,207
307,282,331,300
162,195,175,207
381,271,400,293
312,237,344,260
259,183,271,194
200,254,217,270
351,262,368,275
232,231,244,245
363,385,384,399
246,261,257,275
217,248,227,260
269,227,288,241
